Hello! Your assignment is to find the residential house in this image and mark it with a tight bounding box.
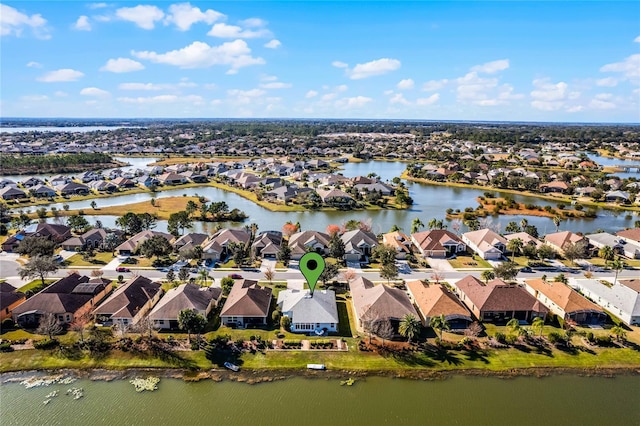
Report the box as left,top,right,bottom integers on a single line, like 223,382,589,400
586,232,640,259
93,276,163,327
115,230,174,256
616,228,640,246
353,182,395,196
539,181,570,194
349,276,418,334
605,190,631,203
316,188,354,206
1,282,26,321
571,278,640,326
12,273,111,327
55,182,90,195
504,232,543,249
411,230,466,258
544,231,586,255
29,184,56,198
462,229,508,260
173,233,209,252
61,228,109,251
288,230,331,260
277,289,339,334
201,229,251,262
219,279,272,328
524,278,606,325
111,176,137,189
382,231,413,259
341,229,378,263
252,231,282,259
148,283,222,330
136,175,160,188
406,280,472,328
0,186,27,200
89,180,117,192
21,177,45,188
181,171,208,183
453,275,548,323
50,175,70,186
2,223,72,252
157,172,187,185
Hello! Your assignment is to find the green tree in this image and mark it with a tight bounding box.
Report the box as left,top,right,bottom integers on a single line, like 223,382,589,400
411,218,424,234
319,262,340,286
197,269,211,286
19,255,59,287
166,269,176,283
36,312,63,340
507,238,524,262
220,276,234,295
90,200,98,210
67,214,90,233
185,200,198,217
276,241,291,266
177,309,207,343
138,235,173,260
280,315,291,331
178,266,190,283
398,314,421,342
481,270,495,283
493,261,519,281
328,232,345,260
562,240,588,265
610,325,627,342
264,268,274,284
380,262,399,284
505,221,521,234
36,207,48,219
531,316,545,337
15,236,56,257
552,215,562,233
429,314,450,341
506,318,521,336
598,245,615,263
611,257,625,285
537,244,556,260
167,210,193,236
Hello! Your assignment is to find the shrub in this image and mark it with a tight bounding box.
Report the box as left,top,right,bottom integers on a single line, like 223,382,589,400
586,332,594,342
494,332,506,344
34,339,59,350
574,204,584,211
547,331,565,345
0,341,13,352
595,335,612,346
1,318,15,330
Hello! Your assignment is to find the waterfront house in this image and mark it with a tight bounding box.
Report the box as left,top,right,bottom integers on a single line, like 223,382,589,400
157,172,187,185
0,186,27,200
585,232,640,259
411,230,466,259
504,232,543,249
288,230,331,260
219,279,272,328
382,231,413,259
539,181,570,194
1,282,26,321
55,182,90,195
570,278,640,326
524,278,605,325
616,228,640,246
137,175,160,188
29,184,56,198
50,175,70,186
173,233,209,252
349,276,418,334
316,188,354,206
605,190,631,203
111,176,136,189
148,283,222,330
201,228,251,262
61,228,109,251
406,280,472,328
12,273,111,327
543,231,585,256
21,177,45,188
2,223,72,252
89,180,117,192
453,275,547,323
115,230,174,256
461,229,507,260
93,276,163,327
277,289,339,334
341,229,378,263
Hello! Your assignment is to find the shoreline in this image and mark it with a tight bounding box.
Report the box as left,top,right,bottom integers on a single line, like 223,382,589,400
3,366,640,385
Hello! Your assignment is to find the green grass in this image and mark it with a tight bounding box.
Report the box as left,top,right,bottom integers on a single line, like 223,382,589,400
16,279,56,294
65,252,115,267
448,255,492,269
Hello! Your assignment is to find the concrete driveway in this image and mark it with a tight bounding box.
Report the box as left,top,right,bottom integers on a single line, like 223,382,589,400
425,257,455,272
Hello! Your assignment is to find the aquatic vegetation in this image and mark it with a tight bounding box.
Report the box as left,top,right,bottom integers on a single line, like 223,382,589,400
130,377,160,392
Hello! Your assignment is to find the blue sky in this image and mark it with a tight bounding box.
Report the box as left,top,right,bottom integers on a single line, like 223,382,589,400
1,1,638,122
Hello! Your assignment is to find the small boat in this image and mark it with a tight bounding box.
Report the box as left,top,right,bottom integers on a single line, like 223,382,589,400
307,364,326,370
224,362,240,372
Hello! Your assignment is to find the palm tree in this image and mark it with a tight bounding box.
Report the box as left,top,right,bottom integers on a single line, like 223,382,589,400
610,325,627,342
598,245,615,264
411,218,424,234
427,218,438,230
481,270,495,283
552,215,561,233
531,316,545,337
507,238,524,262
520,218,528,231
429,314,450,341
611,257,625,285
506,318,521,336
197,269,211,286
399,314,421,343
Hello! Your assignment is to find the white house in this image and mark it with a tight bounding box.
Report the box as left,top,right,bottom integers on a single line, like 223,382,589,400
277,289,339,334
570,278,640,326
586,232,640,259
462,229,507,260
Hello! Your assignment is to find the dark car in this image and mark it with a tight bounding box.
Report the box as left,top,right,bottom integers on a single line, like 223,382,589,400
116,267,130,273
520,266,533,273
228,273,243,279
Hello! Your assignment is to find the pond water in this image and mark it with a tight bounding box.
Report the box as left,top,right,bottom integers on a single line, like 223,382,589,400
588,152,640,179
2,374,639,426
0,126,137,134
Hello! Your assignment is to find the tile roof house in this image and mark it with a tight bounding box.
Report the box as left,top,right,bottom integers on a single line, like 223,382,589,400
411,230,466,258
61,228,109,251
1,282,26,321
93,276,163,327
571,278,640,326
251,231,282,259
277,289,339,334
586,232,640,259
543,231,586,255
201,228,251,262
504,232,543,249
341,229,378,263
219,279,272,328
316,188,354,206
115,230,174,256
382,231,413,259
524,278,605,325
288,230,331,260
12,273,111,327
406,280,473,328
616,228,640,246
173,233,209,252
349,276,418,334
462,229,507,260
2,223,72,252
453,275,547,323
148,283,222,330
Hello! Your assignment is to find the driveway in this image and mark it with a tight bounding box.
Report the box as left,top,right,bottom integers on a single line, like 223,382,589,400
260,259,276,272
101,257,122,271
287,279,305,290
425,257,455,272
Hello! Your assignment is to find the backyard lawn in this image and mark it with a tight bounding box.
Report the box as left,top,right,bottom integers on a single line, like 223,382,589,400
16,279,56,294
65,252,114,267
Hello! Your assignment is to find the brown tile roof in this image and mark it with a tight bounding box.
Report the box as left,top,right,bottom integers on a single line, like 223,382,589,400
350,276,418,322
544,231,584,250
149,283,221,320
455,275,547,314
0,283,25,311
93,275,162,319
382,231,412,254
525,279,604,314
620,279,640,293
220,279,272,318
406,281,471,322
617,228,640,244
412,229,463,253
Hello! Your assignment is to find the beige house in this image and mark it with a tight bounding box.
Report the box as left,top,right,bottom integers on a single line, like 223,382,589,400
543,231,585,255
406,280,472,328
220,280,272,328
93,276,163,327
462,229,507,260
524,279,605,325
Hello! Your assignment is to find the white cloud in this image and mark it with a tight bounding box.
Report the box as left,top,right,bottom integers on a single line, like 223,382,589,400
456,72,499,103
600,54,640,81
335,84,348,92
100,57,145,73
80,87,110,97
26,61,42,68
54,91,68,97
305,90,318,98
240,18,267,28
226,89,267,105
470,59,510,74
21,95,49,102
416,93,440,106
389,93,410,105
132,40,265,72
0,4,50,39
164,3,224,31
397,79,414,90
347,58,401,80
332,61,348,68
88,3,109,9
116,5,164,30
119,82,164,91
589,99,616,110
260,82,292,89
207,22,271,39
335,96,373,108
264,39,281,49
635,35,640,43
37,69,84,82
73,15,91,31
596,77,618,87
422,79,448,91
566,106,584,113
530,78,569,111
118,94,204,105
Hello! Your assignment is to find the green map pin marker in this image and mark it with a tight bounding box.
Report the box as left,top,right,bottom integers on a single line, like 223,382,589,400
300,252,325,296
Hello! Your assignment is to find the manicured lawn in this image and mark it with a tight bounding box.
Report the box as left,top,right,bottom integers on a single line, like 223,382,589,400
16,279,56,294
448,255,492,269
587,258,640,268
65,252,114,267
76,196,203,221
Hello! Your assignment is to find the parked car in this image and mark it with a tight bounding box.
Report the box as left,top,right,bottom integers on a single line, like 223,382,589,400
116,267,130,273
52,254,64,263
520,266,533,273
228,273,243,279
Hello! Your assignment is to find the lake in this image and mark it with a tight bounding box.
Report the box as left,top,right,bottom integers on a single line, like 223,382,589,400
0,126,138,134
2,374,639,425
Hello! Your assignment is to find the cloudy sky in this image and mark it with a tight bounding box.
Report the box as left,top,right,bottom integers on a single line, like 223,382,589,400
1,1,638,122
